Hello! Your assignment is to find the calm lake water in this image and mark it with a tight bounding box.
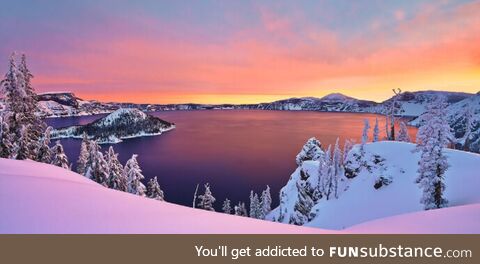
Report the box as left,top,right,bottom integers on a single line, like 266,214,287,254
46,110,417,210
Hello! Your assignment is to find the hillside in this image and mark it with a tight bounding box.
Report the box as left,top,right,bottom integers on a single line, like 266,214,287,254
1,158,478,234
51,108,175,143
268,141,480,230
410,92,480,152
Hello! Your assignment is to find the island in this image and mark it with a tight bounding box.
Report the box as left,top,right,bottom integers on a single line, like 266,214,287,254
51,108,175,144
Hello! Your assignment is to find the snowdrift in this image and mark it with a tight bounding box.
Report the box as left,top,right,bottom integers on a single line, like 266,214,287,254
1,152,479,234
0,158,329,234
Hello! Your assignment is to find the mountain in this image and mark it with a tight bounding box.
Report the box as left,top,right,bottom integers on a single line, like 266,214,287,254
268,141,480,230
375,90,472,117
241,93,378,112
1,90,473,118
410,92,480,152
52,108,175,143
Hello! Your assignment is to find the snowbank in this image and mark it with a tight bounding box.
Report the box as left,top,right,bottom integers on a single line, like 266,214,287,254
0,158,330,234
1,153,479,234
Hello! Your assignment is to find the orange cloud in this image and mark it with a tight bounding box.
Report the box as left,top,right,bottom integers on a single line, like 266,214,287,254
30,1,480,104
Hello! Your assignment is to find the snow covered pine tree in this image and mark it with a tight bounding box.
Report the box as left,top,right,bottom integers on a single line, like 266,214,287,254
51,140,70,170
415,97,453,210
222,198,232,214
197,183,216,211
146,176,165,201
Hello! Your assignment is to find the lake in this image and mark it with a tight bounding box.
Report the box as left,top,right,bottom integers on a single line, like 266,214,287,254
46,110,417,210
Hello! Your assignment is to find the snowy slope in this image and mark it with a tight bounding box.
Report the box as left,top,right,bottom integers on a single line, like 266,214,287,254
1,158,478,233
269,141,480,230
348,203,480,234
410,92,480,152
374,91,472,117
0,158,330,234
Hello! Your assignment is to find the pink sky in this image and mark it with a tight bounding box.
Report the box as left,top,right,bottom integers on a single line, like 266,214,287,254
1,0,479,103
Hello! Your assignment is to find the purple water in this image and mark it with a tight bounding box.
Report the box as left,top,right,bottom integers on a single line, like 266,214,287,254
46,110,417,210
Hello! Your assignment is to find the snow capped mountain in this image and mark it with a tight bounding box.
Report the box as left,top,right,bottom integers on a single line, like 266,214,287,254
51,108,175,143
245,93,378,112
320,93,356,102
268,141,480,230
375,90,472,117
1,157,478,233
3,90,473,118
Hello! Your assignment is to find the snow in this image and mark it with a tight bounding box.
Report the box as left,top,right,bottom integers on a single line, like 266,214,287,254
0,158,331,234
269,141,480,230
348,203,480,234
1,157,478,233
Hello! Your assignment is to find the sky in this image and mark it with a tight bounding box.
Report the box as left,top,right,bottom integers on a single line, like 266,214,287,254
0,0,479,104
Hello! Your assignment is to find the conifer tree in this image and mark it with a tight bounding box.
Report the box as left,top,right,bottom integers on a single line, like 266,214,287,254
295,137,324,166
0,114,14,158
197,183,216,211
88,141,109,185
249,191,261,219
397,122,411,142
146,176,165,201
76,133,90,175
222,198,232,214
106,146,126,191
361,119,370,153
1,54,46,160
234,202,248,217
260,185,272,217
415,97,452,210
331,138,343,199
37,126,53,163
124,154,146,196
342,139,354,163
51,140,70,170
373,118,379,142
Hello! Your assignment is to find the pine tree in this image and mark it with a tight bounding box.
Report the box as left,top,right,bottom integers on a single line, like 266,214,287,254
222,198,232,214
342,139,354,163
0,114,14,158
397,122,411,142
124,154,146,196
106,146,127,191
15,125,31,160
320,145,334,200
146,176,165,201
36,126,53,163
361,119,370,153
87,141,109,185
415,97,452,210
1,54,45,160
197,183,216,211
291,180,315,225
234,202,248,217
463,107,475,151
295,137,324,166
249,191,261,219
373,118,379,142
331,138,343,199
51,140,70,170
260,185,272,217
76,133,90,175
18,54,46,160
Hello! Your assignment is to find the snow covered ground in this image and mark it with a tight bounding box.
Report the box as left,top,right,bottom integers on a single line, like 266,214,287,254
1,145,479,233
270,141,480,231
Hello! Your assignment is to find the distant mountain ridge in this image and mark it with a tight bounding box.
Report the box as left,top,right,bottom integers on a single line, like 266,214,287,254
0,90,475,118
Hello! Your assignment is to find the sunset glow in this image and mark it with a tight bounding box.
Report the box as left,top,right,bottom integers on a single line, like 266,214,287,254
1,0,479,104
